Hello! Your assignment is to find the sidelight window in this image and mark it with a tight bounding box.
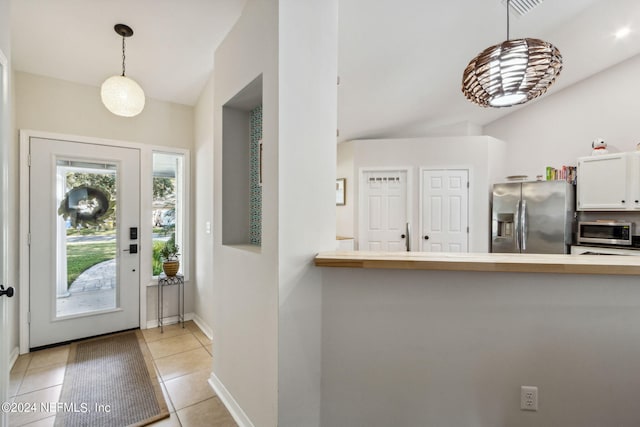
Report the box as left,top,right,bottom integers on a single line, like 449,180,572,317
152,152,186,278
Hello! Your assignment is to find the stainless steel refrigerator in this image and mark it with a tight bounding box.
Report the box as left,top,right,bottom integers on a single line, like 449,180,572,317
491,181,575,254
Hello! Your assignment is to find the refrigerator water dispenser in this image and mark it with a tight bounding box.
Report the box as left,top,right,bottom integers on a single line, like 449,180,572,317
496,213,514,237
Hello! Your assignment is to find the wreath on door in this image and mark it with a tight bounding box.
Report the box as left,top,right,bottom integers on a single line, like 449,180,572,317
58,186,114,228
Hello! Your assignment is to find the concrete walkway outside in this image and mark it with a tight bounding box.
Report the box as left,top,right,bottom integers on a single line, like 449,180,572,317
57,259,116,317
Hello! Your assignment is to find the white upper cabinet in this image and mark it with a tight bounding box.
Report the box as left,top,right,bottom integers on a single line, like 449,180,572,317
577,153,640,210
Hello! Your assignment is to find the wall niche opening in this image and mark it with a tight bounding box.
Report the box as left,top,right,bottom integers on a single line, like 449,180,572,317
222,74,263,248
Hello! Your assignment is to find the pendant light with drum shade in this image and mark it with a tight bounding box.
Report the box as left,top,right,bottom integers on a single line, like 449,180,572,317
101,24,145,117
461,0,563,108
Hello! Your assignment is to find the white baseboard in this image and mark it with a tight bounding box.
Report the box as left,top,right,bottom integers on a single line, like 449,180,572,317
192,313,213,340
145,312,194,329
9,346,19,370
208,373,254,427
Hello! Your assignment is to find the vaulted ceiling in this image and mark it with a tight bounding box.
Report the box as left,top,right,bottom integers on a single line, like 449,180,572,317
11,0,640,142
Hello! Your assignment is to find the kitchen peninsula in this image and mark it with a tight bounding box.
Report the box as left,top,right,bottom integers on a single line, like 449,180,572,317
315,250,640,275
315,250,640,426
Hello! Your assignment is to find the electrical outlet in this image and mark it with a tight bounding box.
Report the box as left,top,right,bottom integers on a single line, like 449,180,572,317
521,386,538,411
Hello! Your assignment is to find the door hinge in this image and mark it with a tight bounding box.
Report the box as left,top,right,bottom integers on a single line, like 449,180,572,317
336,129,340,137
467,226,470,233
27,154,31,167
467,181,469,188
27,233,31,246
27,311,31,324
337,75,341,85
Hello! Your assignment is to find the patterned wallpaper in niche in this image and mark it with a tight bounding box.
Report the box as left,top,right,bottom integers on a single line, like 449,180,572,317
249,105,262,246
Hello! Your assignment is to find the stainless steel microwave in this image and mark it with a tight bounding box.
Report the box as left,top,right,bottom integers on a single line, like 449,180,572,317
577,221,634,246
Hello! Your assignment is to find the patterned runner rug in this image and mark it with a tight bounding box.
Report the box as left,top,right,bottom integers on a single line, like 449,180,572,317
54,330,169,427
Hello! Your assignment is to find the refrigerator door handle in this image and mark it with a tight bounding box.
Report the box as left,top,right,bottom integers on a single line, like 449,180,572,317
515,200,521,251
520,200,527,252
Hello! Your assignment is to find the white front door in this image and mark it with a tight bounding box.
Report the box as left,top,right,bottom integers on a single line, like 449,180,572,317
421,169,469,252
29,137,140,348
360,170,408,251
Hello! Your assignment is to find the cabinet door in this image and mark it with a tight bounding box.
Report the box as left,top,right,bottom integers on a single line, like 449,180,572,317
627,152,640,209
577,154,628,210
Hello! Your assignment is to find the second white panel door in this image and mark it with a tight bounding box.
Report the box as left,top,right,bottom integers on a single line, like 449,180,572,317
421,169,469,252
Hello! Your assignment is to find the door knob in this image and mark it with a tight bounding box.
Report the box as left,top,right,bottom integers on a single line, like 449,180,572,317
0,285,14,298
401,234,406,239
424,235,429,240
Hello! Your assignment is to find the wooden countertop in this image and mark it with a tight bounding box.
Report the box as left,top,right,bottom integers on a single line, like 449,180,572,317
314,251,640,275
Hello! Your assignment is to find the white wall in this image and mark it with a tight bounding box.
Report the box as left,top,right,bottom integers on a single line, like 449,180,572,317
211,1,337,425
484,53,640,179
15,72,193,150
278,0,338,426
193,71,215,336
321,268,640,427
342,136,506,253
14,72,196,326
212,0,279,425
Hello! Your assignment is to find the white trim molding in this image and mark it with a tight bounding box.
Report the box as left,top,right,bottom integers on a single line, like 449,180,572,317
145,312,194,329
209,373,255,427
9,347,19,370
192,313,213,339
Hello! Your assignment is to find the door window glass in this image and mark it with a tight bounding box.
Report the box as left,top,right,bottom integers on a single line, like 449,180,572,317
56,160,118,317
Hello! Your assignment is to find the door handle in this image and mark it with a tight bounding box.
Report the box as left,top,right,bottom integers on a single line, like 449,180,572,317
515,200,522,251
520,200,527,252
401,234,406,238
405,222,411,252
424,235,429,240
0,285,14,298
123,244,138,254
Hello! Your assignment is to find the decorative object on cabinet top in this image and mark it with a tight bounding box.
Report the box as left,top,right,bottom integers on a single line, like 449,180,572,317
591,138,609,156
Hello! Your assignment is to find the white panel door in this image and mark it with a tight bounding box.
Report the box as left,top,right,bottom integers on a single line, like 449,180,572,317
29,137,140,348
361,170,408,251
421,169,469,252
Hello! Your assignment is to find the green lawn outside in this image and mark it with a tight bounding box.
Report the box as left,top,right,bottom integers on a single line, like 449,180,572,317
66,228,116,237
66,242,116,287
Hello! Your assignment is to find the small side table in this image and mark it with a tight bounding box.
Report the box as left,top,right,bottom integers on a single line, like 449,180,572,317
158,273,184,333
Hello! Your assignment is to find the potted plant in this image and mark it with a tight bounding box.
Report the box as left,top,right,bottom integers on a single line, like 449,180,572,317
160,234,180,276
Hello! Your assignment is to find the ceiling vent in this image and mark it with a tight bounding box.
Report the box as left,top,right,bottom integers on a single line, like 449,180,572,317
502,0,544,16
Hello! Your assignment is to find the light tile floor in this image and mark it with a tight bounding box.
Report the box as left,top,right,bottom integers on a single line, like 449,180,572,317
8,321,237,427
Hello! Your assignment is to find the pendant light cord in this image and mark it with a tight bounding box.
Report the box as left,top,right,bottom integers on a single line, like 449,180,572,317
121,36,126,77
506,0,510,40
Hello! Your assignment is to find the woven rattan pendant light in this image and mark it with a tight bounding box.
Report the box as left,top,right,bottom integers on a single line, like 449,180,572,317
461,0,562,108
